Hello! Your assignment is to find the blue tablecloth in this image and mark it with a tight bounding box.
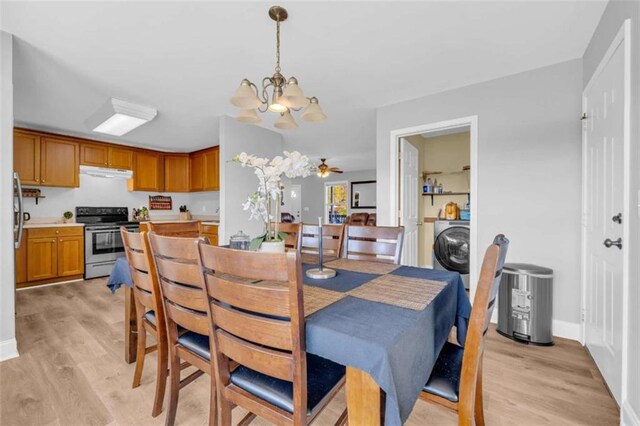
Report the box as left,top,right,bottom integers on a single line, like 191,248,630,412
108,258,470,425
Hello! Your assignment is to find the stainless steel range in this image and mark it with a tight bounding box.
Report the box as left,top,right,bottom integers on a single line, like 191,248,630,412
76,207,139,279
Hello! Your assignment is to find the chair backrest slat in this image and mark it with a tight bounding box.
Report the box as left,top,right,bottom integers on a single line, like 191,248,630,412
205,274,290,317
165,302,210,335
216,330,294,381
128,250,150,273
277,222,302,252
149,233,210,341
342,225,405,264
211,302,293,351
148,221,200,238
130,268,154,293
155,256,203,288
134,286,154,308
301,224,344,258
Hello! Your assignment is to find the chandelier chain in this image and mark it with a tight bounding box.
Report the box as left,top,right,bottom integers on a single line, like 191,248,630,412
275,18,281,74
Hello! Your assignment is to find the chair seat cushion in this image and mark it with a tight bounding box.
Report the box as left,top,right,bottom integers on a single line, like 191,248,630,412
229,353,345,414
143,310,158,326
422,341,465,402
177,331,210,361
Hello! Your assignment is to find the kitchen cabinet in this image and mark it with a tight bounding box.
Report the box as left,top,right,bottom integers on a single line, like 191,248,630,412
200,224,219,246
27,237,58,282
80,143,108,167
189,152,205,191
19,227,85,288
204,146,220,191
57,235,84,277
164,154,190,192
13,130,41,185
190,146,219,192
129,151,164,192
40,136,80,187
109,146,134,170
81,143,134,170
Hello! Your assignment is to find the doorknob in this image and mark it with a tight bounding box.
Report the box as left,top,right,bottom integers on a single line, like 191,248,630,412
603,238,622,249
612,213,622,224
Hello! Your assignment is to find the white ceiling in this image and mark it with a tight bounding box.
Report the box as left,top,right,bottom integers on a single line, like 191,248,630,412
2,1,607,171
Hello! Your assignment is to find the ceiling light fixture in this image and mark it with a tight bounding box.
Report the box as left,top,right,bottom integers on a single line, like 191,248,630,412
86,98,157,137
230,5,326,129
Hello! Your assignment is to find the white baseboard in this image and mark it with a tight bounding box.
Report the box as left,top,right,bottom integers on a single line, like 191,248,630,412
552,320,582,342
622,401,640,426
0,338,19,362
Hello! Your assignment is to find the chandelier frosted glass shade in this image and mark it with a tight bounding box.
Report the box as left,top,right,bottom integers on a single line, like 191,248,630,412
281,78,308,109
236,108,262,124
230,79,262,109
301,97,327,123
274,110,298,129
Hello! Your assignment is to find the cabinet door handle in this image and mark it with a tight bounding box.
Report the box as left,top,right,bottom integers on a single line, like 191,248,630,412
51,239,56,242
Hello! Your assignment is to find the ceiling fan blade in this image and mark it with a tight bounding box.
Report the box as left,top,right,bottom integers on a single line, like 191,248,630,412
332,170,344,174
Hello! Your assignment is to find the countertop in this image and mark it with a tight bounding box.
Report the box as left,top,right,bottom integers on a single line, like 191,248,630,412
24,222,85,229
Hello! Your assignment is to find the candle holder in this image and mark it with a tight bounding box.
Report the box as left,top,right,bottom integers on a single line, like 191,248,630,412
305,221,336,279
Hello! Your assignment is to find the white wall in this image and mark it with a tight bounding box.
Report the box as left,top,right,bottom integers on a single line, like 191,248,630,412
291,170,377,223
0,31,18,361
376,59,583,334
218,116,283,243
24,174,219,221
583,1,640,423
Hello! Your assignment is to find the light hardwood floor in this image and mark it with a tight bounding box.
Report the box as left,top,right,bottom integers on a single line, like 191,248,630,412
1,279,619,426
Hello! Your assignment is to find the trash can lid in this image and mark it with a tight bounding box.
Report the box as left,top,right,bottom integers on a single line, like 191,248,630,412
504,263,553,276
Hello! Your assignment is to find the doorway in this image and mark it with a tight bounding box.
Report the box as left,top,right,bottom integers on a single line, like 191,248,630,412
281,184,302,222
581,20,631,405
324,181,348,224
389,116,478,295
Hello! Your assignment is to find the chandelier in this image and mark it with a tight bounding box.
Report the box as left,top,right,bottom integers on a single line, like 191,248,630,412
230,5,326,130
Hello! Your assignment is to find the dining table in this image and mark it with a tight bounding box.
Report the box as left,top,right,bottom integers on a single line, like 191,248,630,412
108,255,471,426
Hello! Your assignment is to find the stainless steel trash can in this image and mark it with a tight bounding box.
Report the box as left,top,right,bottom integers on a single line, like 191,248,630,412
497,263,554,345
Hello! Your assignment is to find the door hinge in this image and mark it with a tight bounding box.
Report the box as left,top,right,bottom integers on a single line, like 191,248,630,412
580,113,588,121
581,309,586,322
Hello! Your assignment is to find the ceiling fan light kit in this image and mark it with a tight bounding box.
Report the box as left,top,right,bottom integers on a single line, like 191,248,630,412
230,5,326,129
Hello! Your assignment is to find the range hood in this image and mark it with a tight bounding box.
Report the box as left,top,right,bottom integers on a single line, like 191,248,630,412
80,165,133,179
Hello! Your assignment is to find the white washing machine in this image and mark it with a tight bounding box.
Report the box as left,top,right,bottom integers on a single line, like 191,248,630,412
433,220,471,289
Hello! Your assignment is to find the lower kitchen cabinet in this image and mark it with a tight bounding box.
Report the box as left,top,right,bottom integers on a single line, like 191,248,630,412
26,237,58,282
58,235,84,276
18,226,85,288
200,224,219,246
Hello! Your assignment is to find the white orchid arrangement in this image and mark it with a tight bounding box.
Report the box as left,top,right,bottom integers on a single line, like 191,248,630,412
233,150,313,249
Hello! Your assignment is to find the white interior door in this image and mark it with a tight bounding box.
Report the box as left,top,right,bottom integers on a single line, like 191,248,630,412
583,33,626,404
282,184,302,222
400,138,419,266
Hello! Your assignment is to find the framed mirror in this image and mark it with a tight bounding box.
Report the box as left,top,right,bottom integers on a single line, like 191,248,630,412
351,180,377,209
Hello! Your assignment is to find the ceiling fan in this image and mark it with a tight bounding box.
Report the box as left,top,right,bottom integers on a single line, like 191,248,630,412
316,158,343,178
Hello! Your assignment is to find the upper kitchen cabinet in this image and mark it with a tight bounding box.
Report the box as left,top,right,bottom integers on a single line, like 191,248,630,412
109,146,133,170
14,130,41,185
189,151,205,191
40,136,80,187
80,143,108,167
81,143,133,170
190,146,219,192
164,154,190,192
204,146,220,191
128,150,163,192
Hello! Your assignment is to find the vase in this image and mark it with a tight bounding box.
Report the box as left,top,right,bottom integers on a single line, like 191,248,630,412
259,240,285,253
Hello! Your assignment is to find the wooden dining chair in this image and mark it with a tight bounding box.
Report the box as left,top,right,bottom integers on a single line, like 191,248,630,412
341,225,404,264
419,234,509,426
120,228,168,417
300,224,345,264
276,222,303,253
148,221,200,237
196,244,348,426
147,233,216,426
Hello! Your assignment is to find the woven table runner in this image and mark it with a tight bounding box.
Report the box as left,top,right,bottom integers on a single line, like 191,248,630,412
324,258,401,275
347,274,447,311
303,285,346,316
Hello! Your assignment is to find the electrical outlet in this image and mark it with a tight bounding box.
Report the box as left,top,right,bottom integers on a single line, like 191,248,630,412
303,207,309,212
